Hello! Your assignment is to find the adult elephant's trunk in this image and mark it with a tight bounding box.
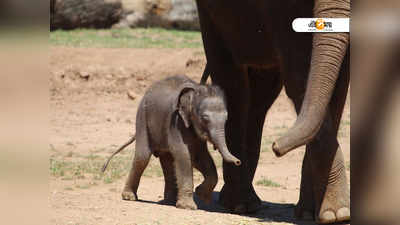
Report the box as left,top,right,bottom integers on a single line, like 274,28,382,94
210,128,241,166
272,0,350,157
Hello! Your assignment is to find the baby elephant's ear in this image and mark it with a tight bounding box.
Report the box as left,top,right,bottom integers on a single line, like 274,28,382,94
174,83,195,128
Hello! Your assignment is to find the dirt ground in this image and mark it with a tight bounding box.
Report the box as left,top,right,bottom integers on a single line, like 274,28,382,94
50,46,350,225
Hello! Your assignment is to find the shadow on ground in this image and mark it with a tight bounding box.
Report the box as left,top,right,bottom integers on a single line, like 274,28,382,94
136,192,349,225
196,192,314,225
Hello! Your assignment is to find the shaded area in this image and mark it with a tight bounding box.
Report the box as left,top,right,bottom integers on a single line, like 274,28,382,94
136,191,321,225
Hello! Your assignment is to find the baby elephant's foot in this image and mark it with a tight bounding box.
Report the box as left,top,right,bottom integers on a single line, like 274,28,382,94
176,198,197,210
121,189,137,201
195,186,213,204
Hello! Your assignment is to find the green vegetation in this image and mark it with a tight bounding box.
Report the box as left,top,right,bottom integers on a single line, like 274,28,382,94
50,149,165,189
273,124,290,136
338,119,350,138
50,154,131,184
64,186,74,191
341,119,350,126
256,177,281,188
261,138,273,152
50,28,203,48
143,161,163,178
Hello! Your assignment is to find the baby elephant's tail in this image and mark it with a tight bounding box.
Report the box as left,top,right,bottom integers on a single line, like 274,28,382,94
101,134,136,173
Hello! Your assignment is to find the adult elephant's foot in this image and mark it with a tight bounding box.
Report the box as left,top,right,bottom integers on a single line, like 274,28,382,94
121,189,137,201
316,180,350,223
295,204,314,221
195,185,213,204
296,161,350,223
317,196,350,224
176,198,197,210
318,207,350,224
159,197,176,206
296,191,350,224
219,183,262,214
159,188,177,205
295,178,315,221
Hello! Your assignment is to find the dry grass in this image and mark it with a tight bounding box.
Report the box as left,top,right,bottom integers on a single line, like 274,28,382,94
256,177,281,188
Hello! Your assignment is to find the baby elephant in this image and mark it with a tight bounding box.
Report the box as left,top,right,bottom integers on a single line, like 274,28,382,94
103,75,241,210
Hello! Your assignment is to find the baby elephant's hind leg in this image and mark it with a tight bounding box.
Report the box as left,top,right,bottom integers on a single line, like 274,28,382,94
193,142,218,205
121,134,151,201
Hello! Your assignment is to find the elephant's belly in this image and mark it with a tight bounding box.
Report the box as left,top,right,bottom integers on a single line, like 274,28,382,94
229,33,279,66
210,5,280,65
147,127,170,157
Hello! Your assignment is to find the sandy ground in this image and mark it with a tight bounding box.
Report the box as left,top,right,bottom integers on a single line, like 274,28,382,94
50,46,350,225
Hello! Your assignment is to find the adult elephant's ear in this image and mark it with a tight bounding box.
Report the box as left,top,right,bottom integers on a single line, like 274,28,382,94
174,83,195,128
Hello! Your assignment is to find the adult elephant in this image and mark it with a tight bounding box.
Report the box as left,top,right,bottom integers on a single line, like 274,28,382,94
195,0,350,224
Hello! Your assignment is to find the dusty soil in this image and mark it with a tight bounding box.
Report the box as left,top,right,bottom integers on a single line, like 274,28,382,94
50,46,350,225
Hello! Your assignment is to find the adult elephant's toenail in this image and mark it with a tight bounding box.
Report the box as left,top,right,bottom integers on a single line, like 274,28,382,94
336,207,350,221
319,210,336,224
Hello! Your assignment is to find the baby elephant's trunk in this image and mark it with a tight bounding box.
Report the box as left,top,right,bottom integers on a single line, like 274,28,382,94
210,129,241,166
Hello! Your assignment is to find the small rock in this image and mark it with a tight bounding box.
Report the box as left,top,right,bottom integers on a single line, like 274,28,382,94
79,71,90,80
186,59,195,67
186,58,202,68
136,76,145,81
127,90,137,100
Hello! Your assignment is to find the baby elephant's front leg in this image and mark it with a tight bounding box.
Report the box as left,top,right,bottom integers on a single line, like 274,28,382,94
171,149,197,210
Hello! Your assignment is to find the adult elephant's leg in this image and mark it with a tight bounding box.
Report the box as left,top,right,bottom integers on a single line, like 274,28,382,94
287,88,349,224
311,54,350,224
213,64,251,213
295,149,315,220
245,68,283,212
196,1,253,213
284,85,316,220
307,113,349,224
286,53,350,223
203,45,251,213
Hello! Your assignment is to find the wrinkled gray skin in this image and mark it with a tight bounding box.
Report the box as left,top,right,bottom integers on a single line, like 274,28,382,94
104,75,240,210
